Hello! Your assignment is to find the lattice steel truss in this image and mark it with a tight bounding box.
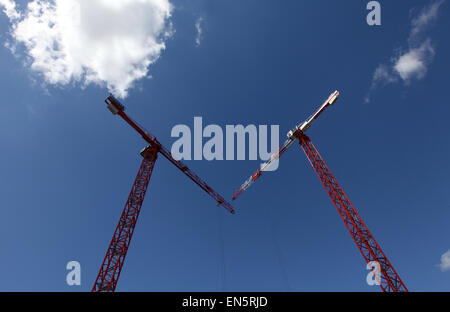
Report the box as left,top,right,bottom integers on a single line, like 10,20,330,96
92,146,158,292
299,133,407,292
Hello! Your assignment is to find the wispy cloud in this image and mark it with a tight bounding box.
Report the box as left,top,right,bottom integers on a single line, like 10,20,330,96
195,17,203,46
410,0,445,41
365,0,445,103
0,0,173,98
440,250,450,272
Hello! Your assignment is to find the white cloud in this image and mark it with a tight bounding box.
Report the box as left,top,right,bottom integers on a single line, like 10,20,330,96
394,39,435,82
0,0,20,20
365,0,445,103
440,250,450,272
364,64,398,103
0,0,173,98
195,17,203,46
374,64,397,84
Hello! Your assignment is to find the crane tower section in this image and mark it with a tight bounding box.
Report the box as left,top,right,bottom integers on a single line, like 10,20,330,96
93,146,158,292
231,90,408,291
299,133,407,292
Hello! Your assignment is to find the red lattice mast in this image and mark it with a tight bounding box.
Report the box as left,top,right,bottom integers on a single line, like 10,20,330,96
92,146,158,292
299,133,407,292
232,91,407,291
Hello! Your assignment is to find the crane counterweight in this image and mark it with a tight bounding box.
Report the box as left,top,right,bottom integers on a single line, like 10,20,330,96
106,94,125,115
297,90,339,133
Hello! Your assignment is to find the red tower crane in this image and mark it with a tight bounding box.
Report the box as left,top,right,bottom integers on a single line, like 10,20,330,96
92,95,234,292
232,91,408,292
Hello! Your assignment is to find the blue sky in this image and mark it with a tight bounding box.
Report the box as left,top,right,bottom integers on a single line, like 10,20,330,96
0,0,449,291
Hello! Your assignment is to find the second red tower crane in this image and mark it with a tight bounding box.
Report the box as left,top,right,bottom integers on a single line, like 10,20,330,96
232,91,407,292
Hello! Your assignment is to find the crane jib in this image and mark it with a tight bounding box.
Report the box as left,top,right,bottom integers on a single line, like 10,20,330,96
105,95,235,214
231,91,340,200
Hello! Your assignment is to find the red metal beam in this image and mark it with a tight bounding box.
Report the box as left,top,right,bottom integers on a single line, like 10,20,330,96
92,146,158,292
105,96,234,214
299,133,407,292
